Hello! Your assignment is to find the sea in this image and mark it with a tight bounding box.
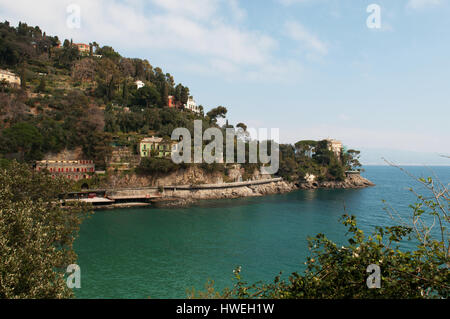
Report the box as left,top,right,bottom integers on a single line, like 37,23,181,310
73,165,450,298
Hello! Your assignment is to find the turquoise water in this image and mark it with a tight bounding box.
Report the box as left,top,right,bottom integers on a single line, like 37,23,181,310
74,166,450,299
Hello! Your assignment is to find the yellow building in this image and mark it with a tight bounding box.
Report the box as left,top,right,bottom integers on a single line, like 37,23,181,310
140,137,178,158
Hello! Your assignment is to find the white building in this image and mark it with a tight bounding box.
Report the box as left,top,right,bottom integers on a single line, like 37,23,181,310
326,139,343,157
135,80,145,89
184,96,201,113
0,69,21,87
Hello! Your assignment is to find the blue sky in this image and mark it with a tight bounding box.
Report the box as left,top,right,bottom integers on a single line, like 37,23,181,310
1,0,449,164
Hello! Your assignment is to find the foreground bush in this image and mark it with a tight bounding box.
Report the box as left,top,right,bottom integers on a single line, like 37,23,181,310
190,170,449,299
0,161,90,298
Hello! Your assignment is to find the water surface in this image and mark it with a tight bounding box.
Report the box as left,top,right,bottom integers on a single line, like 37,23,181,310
74,166,450,298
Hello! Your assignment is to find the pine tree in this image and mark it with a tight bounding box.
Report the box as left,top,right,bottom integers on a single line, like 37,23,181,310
37,77,46,93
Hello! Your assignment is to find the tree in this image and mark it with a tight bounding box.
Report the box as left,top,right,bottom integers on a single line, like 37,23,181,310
174,84,190,104
295,140,317,158
96,46,121,62
92,41,99,53
312,140,333,166
137,157,178,174
36,77,46,93
0,122,44,161
344,149,362,171
122,79,129,105
95,58,121,101
236,123,247,132
0,161,90,298
162,82,169,107
133,85,161,108
207,106,228,124
72,58,97,82
20,64,27,90
55,44,79,70
0,79,8,92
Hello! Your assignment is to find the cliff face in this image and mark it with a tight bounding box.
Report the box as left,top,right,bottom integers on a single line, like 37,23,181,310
105,166,222,188
103,165,269,189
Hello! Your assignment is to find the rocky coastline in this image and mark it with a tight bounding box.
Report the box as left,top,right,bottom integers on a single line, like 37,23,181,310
296,173,375,190
93,167,375,209
146,174,375,208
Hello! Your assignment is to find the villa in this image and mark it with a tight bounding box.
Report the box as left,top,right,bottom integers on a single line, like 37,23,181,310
140,137,178,158
74,43,90,55
184,96,201,114
135,80,145,89
35,160,95,180
326,139,343,157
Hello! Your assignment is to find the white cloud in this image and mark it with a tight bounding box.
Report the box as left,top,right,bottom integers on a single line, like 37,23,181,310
284,20,328,56
0,0,284,81
227,0,247,21
407,0,442,9
149,0,219,20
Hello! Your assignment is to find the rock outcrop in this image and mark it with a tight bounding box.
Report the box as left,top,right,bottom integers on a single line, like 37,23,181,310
297,174,375,190
101,168,375,208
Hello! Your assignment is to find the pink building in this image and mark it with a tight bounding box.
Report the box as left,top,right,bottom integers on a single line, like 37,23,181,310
35,160,95,180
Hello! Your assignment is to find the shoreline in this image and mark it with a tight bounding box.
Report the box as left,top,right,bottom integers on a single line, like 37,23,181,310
84,174,375,210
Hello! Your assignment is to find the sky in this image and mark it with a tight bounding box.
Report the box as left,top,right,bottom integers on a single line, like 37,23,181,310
1,0,449,165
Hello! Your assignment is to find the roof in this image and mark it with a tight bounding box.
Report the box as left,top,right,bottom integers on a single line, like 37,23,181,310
326,138,342,145
141,137,163,143
0,69,18,76
36,160,93,164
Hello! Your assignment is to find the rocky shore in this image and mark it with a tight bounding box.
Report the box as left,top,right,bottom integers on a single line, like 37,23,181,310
296,173,375,190
96,168,375,209
152,175,374,208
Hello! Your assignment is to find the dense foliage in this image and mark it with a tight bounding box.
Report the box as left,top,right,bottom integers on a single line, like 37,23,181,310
0,19,362,181
0,21,193,168
277,140,362,182
0,161,90,298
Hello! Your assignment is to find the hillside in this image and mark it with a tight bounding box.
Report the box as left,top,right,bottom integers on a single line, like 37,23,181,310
0,21,205,167
0,20,365,189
